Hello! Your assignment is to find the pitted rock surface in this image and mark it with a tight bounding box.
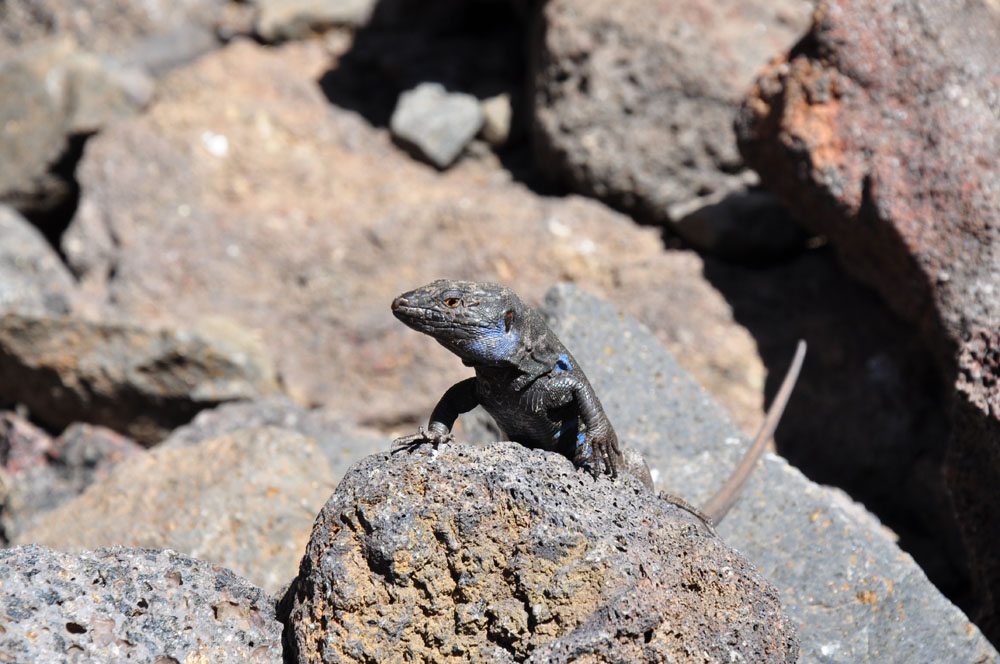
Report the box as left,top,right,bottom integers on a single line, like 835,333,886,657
737,0,1000,359
531,0,812,223
283,443,797,663
0,545,282,663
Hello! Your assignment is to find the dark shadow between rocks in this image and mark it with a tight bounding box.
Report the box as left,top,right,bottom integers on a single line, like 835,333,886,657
701,246,971,611
317,0,524,128
315,0,566,196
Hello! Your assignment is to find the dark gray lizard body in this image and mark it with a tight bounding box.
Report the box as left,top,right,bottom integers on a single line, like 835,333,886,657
392,279,805,524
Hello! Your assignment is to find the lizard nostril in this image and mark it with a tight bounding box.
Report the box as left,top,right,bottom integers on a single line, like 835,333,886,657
391,296,407,311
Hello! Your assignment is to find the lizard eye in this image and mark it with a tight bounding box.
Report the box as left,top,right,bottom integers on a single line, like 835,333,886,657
445,297,460,307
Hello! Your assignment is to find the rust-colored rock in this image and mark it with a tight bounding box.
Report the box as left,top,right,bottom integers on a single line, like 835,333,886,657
737,0,1000,358
281,443,798,663
737,0,1000,640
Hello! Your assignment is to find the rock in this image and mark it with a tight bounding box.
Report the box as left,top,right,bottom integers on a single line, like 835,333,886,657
0,312,280,444
60,40,766,440
0,56,68,210
528,285,999,663
736,0,1000,361
735,0,1000,638
18,427,336,594
390,82,484,168
0,0,226,74
253,0,378,42
0,544,283,663
0,412,142,542
949,330,1000,637
162,395,385,478
0,205,77,315
479,93,512,147
530,0,813,223
281,444,798,663
672,188,811,262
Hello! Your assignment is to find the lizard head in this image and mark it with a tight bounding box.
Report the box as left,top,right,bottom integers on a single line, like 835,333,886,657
392,280,524,366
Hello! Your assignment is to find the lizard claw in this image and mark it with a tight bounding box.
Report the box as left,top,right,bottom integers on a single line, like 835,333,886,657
392,427,455,454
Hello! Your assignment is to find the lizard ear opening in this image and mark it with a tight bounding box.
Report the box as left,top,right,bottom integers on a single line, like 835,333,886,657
504,309,515,332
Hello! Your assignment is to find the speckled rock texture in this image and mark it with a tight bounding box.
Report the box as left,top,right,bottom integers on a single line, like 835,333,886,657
528,285,999,663
531,0,812,223
735,0,1000,641
18,427,335,594
0,311,279,443
949,330,1000,637
737,0,1000,360
0,544,282,663
282,443,798,664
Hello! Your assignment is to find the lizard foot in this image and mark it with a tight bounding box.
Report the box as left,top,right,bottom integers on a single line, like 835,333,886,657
575,435,622,479
392,427,455,454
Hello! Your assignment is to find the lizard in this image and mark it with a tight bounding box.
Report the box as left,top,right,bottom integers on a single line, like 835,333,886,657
391,279,806,525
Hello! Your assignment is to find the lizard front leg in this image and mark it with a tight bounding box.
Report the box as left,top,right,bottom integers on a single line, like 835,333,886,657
393,377,479,452
564,377,622,478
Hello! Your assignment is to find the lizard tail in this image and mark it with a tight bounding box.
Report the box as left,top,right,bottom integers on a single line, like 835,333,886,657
700,340,807,525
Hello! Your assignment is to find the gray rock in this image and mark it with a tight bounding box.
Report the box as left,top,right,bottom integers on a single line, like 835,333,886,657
0,412,142,542
0,312,280,444
253,0,378,41
0,0,226,73
282,443,798,663
0,544,283,663
0,58,67,209
390,82,484,168
19,427,336,594
531,0,813,224
534,284,999,664
0,205,77,316
480,92,513,147
162,395,385,478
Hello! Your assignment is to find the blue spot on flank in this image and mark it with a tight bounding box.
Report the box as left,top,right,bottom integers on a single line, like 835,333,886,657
575,432,590,455
555,353,572,373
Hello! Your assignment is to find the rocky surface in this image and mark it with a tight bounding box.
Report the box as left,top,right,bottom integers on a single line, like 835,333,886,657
531,0,812,233
526,285,999,664
18,427,336,594
0,205,77,315
162,395,385,478
282,443,798,663
0,412,141,543
949,330,1000,637
0,544,283,663
60,39,768,438
0,311,280,444
736,0,1000,639
0,0,225,74
390,82,484,168
252,0,378,42
737,0,1000,359
0,53,70,212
